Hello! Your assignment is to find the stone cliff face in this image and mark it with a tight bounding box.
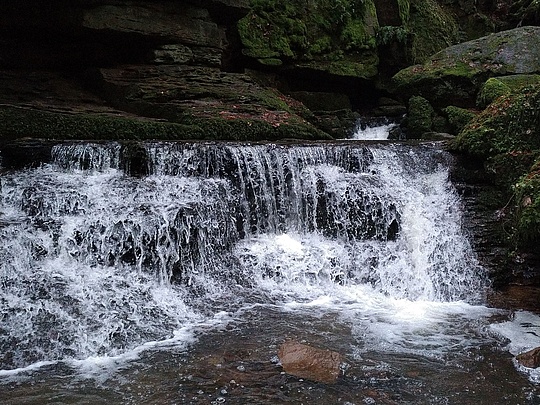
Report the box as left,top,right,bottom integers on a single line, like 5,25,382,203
0,0,332,141
0,0,506,142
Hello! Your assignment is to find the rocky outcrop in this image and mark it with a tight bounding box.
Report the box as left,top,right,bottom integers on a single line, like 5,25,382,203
450,83,540,286
0,0,512,143
0,0,328,142
392,26,540,108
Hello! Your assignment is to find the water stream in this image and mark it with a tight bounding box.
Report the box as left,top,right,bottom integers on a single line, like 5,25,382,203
1,133,540,404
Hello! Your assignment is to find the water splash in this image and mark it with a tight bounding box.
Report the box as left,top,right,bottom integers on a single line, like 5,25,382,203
0,141,487,371
352,121,397,140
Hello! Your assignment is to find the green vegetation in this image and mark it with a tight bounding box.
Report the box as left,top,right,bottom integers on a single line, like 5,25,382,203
443,106,477,134
477,75,540,108
406,0,460,63
238,0,379,75
514,158,540,246
453,85,540,158
476,78,511,108
0,106,331,142
407,95,433,138
452,84,540,247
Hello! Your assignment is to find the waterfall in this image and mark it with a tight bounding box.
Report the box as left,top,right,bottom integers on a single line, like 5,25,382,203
0,141,486,371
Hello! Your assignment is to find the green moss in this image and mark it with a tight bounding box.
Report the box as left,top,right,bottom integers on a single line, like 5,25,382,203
392,60,482,101
398,0,411,24
477,75,540,108
238,0,378,70
340,20,373,51
190,117,332,141
451,84,540,249
0,105,332,142
476,78,511,108
453,85,540,158
487,151,539,190
376,26,409,46
309,36,333,55
443,106,477,134
327,58,378,78
514,158,540,246
407,0,460,63
407,95,434,138
0,106,205,141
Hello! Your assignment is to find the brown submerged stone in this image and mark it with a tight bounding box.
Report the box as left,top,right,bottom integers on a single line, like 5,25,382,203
278,341,343,384
516,347,540,369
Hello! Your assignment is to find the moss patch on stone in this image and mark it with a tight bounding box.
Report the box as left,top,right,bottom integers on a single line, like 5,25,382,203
451,84,540,248
514,158,540,246
187,116,332,141
476,78,511,108
407,95,434,138
406,0,460,63
0,106,204,140
238,0,379,75
443,105,477,134
453,85,540,158
477,75,540,108
0,105,331,142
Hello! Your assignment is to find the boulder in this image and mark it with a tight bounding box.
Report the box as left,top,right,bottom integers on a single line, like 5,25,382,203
278,341,343,384
392,26,540,107
516,347,540,368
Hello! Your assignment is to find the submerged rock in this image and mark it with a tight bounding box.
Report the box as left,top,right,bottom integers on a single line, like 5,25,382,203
278,341,343,384
516,347,540,368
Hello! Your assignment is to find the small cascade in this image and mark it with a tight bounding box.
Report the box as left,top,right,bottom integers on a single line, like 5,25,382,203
0,140,486,371
352,118,398,140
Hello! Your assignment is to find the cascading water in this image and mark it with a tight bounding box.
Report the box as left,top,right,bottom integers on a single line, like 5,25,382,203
1,138,540,404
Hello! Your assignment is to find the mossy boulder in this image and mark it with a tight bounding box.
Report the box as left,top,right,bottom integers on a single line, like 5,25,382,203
406,95,434,138
238,0,379,77
451,84,540,249
443,105,477,134
453,84,540,158
0,105,331,142
514,158,540,246
406,0,460,64
477,74,540,108
392,26,540,107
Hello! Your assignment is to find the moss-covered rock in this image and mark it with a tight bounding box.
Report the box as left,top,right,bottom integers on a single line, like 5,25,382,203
514,158,540,246
406,0,460,64
0,105,331,142
453,85,540,158
238,0,379,77
392,26,540,107
476,78,512,109
477,75,540,108
443,105,477,134
407,95,434,138
451,84,540,249
0,106,204,141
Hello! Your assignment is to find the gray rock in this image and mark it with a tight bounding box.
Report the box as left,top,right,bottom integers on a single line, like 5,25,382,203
393,26,540,107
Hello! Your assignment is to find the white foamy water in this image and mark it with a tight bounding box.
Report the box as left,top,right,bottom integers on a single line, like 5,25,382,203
0,141,508,383
352,122,396,140
491,311,540,383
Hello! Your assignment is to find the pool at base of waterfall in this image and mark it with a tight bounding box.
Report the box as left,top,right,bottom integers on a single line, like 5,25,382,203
1,139,540,404
2,303,540,404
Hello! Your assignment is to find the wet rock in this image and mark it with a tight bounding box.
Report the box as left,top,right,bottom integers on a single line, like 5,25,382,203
278,341,343,384
393,26,540,108
516,347,540,368
82,3,223,48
